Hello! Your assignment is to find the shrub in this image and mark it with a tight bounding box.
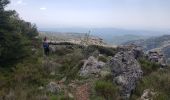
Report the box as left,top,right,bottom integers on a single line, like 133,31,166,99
52,46,74,56
101,73,113,82
98,55,108,63
153,92,170,100
138,58,160,75
90,96,104,100
49,94,74,100
83,45,117,58
0,0,38,67
58,49,84,81
131,68,170,100
94,80,119,100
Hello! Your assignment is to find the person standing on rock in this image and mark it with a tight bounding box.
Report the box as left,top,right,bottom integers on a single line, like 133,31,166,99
43,37,50,56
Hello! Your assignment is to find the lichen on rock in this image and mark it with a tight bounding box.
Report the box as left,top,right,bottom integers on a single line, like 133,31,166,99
108,48,143,99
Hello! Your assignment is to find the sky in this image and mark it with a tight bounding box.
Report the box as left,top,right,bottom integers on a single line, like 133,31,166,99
6,0,170,30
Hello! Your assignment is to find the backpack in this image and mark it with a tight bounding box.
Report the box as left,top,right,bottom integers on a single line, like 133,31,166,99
43,42,49,48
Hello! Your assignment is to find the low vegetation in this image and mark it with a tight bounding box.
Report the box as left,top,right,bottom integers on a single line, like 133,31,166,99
138,58,160,75
94,80,119,100
1,0,170,100
130,59,170,100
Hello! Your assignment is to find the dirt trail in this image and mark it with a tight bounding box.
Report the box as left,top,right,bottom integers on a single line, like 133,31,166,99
75,83,90,100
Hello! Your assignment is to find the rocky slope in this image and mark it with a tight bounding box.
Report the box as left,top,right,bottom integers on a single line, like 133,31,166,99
124,35,170,64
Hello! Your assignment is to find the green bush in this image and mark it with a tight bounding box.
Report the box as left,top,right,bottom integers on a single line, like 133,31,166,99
53,46,74,56
50,95,58,100
98,55,108,63
90,96,105,100
58,49,84,81
131,68,170,100
138,58,160,75
101,73,113,82
83,45,117,58
0,0,38,67
49,93,74,100
94,80,119,100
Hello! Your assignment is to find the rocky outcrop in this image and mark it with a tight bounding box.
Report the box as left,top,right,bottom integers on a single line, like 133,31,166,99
147,51,167,67
108,49,143,99
79,56,105,77
117,44,144,59
140,89,156,100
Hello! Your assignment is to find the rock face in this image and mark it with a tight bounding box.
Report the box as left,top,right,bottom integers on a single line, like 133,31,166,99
117,44,144,59
79,56,105,77
109,50,143,99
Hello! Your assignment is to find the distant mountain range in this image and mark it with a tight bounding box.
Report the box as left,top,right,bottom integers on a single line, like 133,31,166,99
41,29,170,64
109,34,150,45
39,28,170,45
124,35,170,64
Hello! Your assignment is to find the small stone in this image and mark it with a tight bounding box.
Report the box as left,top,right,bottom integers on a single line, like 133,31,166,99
100,71,111,77
50,72,55,76
68,93,74,99
38,86,44,90
140,89,156,100
58,77,67,84
46,82,61,94
68,83,77,89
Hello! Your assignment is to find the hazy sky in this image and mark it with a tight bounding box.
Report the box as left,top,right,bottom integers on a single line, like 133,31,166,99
7,0,170,30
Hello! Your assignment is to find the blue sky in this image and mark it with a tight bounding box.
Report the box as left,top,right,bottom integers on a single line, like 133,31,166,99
7,0,170,30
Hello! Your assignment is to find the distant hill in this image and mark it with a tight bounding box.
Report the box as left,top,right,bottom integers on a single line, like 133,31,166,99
39,28,170,45
124,35,170,51
124,35,170,64
110,34,150,45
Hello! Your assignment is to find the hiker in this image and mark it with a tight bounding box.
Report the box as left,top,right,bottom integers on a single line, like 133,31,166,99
43,37,50,56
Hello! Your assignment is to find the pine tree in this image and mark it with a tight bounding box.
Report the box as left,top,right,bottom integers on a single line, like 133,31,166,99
0,0,38,67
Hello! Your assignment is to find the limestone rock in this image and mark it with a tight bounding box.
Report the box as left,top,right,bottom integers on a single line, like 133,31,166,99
109,50,143,99
100,70,111,77
118,44,144,59
140,89,156,100
68,93,74,99
79,56,105,77
38,86,44,90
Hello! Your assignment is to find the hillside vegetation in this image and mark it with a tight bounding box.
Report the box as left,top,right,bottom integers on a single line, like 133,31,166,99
0,0,38,67
0,0,170,100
